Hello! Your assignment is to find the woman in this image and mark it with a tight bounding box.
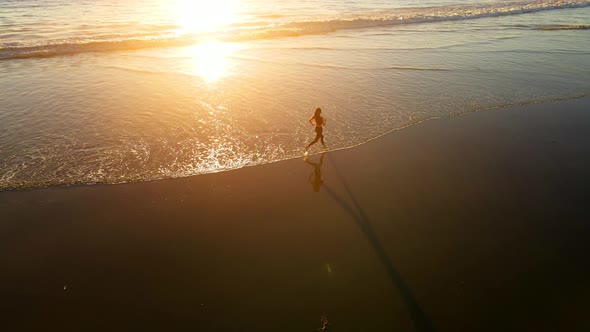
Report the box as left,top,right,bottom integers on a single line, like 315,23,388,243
305,107,327,152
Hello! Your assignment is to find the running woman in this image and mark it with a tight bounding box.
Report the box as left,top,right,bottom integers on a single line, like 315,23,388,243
305,107,327,151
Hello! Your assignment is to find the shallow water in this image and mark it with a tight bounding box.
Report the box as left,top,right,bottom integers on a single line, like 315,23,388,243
1,0,590,189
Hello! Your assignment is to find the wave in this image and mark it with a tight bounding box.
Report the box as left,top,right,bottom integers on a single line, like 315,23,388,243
1,0,589,60
226,0,590,40
535,24,590,30
0,35,194,60
289,62,451,71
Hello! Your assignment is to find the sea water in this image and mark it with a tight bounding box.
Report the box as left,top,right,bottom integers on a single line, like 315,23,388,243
1,0,589,190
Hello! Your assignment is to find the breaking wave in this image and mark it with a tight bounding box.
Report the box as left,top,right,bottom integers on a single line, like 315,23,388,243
1,0,589,60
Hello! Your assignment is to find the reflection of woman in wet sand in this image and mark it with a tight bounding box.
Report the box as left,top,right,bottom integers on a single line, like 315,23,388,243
305,153,325,192
305,107,327,152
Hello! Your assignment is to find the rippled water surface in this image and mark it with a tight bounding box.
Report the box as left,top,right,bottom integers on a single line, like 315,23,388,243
1,0,589,189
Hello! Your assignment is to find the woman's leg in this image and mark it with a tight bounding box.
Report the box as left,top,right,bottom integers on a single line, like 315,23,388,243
306,133,321,149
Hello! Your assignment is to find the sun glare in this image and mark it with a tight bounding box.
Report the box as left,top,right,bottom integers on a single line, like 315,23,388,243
186,41,238,82
175,0,240,33
172,0,241,82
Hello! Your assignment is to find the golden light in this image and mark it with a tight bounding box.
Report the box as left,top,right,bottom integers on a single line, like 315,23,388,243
186,41,239,82
174,0,240,33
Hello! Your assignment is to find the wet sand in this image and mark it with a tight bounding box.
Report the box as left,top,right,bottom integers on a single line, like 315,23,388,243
1,97,589,331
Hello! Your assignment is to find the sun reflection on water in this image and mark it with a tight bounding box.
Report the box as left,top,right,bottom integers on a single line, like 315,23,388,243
185,41,239,82
172,0,241,82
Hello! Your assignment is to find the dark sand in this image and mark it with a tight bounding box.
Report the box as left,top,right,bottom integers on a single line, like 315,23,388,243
1,98,589,332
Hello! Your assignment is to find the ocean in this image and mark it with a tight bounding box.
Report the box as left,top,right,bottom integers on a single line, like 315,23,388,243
1,0,589,190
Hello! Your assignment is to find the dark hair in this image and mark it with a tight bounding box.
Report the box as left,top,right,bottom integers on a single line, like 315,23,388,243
313,108,323,125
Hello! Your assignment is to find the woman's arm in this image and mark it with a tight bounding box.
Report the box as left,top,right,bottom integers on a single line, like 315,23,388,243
309,116,315,126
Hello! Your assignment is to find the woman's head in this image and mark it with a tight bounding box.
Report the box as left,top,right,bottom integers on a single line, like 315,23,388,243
314,107,322,116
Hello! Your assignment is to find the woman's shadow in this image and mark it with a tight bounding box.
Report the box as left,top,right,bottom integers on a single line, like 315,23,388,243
304,153,325,192
303,153,434,332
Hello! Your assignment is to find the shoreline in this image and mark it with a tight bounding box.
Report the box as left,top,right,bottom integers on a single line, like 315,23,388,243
3,93,589,193
1,97,589,331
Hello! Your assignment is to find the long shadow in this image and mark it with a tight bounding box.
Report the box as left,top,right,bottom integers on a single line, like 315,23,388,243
304,153,325,192
321,153,435,332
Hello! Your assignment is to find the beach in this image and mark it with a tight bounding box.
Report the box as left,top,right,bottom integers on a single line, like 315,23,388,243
1,1,590,330
1,97,589,331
